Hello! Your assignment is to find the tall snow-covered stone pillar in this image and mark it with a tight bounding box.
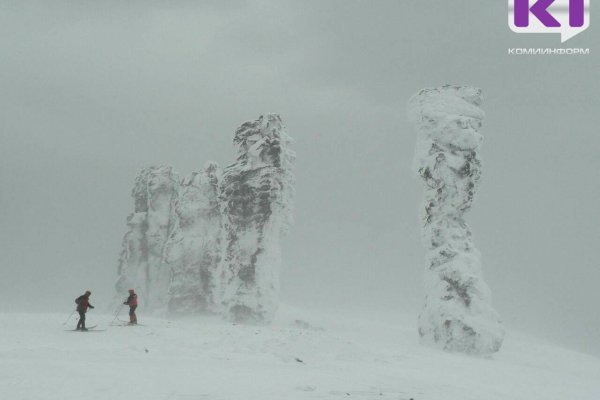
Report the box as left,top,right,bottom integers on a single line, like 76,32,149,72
219,114,295,324
165,162,223,315
116,165,179,312
408,85,504,354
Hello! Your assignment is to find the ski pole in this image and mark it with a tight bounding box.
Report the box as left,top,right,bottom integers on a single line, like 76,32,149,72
62,310,76,326
110,303,125,326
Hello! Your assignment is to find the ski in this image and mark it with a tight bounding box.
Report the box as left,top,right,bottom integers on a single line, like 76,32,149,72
65,325,105,332
116,319,145,326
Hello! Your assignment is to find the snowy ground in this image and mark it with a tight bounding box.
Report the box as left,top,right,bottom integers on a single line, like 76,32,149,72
1,305,599,400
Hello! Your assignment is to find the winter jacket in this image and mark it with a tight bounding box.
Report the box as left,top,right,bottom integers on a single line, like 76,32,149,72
75,295,94,312
124,294,138,307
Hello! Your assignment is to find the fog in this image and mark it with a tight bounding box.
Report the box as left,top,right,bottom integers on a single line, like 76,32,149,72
1,1,598,356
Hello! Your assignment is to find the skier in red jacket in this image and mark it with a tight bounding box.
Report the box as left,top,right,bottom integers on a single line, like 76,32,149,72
75,290,94,331
123,289,138,325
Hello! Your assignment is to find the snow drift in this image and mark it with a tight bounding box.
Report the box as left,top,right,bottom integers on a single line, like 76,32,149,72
2,307,599,400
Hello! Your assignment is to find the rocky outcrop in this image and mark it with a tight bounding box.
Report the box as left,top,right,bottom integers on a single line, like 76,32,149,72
165,162,223,315
116,166,179,312
116,115,294,322
219,114,295,323
408,85,504,354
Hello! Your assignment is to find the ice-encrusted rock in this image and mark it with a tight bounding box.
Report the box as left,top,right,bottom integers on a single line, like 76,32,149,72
408,85,504,355
115,115,295,323
116,166,179,312
219,114,295,323
165,162,223,315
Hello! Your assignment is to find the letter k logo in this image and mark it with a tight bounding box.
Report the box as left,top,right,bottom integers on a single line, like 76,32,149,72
514,0,561,27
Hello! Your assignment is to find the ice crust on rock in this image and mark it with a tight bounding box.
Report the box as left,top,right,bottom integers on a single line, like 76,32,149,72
116,166,179,312
408,85,504,355
219,114,295,324
164,162,223,315
115,115,294,323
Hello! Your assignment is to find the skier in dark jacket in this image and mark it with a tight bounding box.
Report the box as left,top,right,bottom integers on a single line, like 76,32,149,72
123,289,138,325
75,290,94,331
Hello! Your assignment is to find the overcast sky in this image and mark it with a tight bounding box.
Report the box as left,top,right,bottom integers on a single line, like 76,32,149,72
1,0,598,356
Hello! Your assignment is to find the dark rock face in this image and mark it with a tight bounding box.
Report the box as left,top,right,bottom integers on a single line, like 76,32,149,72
219,114,295,323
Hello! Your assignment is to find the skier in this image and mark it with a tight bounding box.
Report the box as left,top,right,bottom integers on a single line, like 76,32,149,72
75,290,94,331
123,289,138,325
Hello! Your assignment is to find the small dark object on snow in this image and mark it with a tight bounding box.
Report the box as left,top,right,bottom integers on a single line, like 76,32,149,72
293,319,324,331
145,348,149,353
294,357,303,363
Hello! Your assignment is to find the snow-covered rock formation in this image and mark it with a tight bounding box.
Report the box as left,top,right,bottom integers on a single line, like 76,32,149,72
115,115,295,323
408,85,504,354
116,166,179,312
219,114,295,323
164,162,223,315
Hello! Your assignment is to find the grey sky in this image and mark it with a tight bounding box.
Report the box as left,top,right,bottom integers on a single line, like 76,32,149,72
1,1,598,355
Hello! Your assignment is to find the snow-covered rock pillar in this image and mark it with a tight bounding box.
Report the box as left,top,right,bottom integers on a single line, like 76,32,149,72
219,114,295,324
116,166,179,312
165,162,223,315
408,85,504,354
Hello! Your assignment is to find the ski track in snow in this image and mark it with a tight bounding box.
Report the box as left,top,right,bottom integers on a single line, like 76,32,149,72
0,306,598,400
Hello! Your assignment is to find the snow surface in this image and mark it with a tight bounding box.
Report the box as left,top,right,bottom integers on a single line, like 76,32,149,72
1,306,599,400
